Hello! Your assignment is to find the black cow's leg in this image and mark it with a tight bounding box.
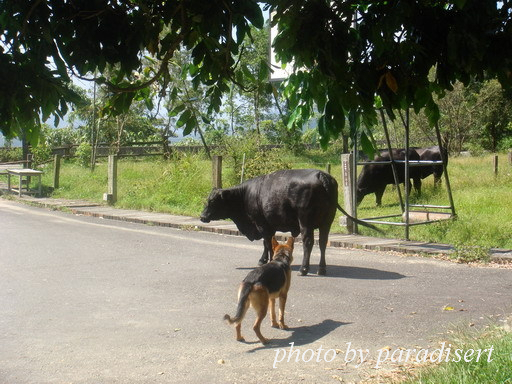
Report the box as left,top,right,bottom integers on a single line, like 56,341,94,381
299,229,314,276
375,186,386,206
258,237,272,265
317,226,329,276
434,173,442,188
413,178,422,195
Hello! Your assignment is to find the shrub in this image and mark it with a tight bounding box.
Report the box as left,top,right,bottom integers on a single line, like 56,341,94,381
75,142,92,167
497,134,512,152
31,144,53,164
216,132,261,182
0,147,23,162
241,148,292,181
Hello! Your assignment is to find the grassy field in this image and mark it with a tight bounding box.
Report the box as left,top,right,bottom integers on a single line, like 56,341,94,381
39,151,512,249
382,326,512,384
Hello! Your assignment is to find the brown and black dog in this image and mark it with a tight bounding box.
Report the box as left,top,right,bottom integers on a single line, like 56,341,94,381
224,236,294,344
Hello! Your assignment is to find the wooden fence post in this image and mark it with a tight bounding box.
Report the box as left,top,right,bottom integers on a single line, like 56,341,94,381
212,155,222,189
26,153,33,169
508,151,512,166
53,154,61,189
493,154,499,176
104,155,117,204
341,153,355,233
325,163,331,174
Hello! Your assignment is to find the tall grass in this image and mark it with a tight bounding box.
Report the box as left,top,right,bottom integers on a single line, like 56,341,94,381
43,154,212,216
394,326,512,384
40,152,512,249
352,154,512,249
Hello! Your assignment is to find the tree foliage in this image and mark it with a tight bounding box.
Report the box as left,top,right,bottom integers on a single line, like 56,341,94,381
1,0,263,144
269,0,512,148
1,0,511,149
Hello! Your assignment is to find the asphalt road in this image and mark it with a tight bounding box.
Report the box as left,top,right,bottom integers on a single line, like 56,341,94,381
1,199,511,384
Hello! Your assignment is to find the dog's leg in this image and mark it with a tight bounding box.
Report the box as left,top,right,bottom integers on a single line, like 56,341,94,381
253,309,269,344
251,287,270,344
232,288,251,342
269,297,279,328
235,323,244,341
277,293,288,329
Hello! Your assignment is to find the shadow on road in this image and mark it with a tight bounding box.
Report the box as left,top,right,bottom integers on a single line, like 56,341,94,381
236,265,405,281
297,265,407,280
246,319,349,353
286,264,407,280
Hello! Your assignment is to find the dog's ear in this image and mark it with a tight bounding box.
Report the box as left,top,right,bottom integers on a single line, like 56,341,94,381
271,236,279,252
286,237,294,250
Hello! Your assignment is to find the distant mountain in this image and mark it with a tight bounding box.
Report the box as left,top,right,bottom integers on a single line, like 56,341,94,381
0,135,22,147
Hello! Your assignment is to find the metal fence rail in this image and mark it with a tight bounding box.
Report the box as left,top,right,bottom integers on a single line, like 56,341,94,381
351,109,456,240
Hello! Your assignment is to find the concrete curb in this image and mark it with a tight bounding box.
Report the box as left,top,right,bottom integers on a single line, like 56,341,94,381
3,194,512,263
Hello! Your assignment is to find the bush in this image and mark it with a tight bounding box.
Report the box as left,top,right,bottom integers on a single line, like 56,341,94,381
31,144,53,164
75,142,92,167
261,119,305,154
216,132,261,183
0,147,23,162
497,134,512,152
241,148,292,181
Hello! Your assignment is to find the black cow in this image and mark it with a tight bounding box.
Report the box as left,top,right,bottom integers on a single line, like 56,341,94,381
200,169,375,276
356,148,421,206
414,146,447,191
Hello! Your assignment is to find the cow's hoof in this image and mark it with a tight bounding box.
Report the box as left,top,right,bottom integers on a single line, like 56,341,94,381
298,267,309,276
258,258,268,266
317,267,326,276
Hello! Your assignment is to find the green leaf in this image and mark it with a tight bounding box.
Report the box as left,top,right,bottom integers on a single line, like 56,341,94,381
241,64,256,83
413,87,431,113
257,59,270,82
360,132,375,160
287,107,301,129
242,1,264,28
425,99,440,127
169,104,185,117
453,0,467,9
183,113,197,136
348,109,360,139
177,109,192,128
317,115,326,137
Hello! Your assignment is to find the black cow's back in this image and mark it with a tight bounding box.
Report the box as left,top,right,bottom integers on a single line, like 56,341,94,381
242,169,338,237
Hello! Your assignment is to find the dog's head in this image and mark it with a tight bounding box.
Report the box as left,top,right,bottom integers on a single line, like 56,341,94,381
271,236,294,263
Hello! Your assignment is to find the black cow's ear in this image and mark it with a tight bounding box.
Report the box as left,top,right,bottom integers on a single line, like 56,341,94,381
209,188,221,199
219,189,229,200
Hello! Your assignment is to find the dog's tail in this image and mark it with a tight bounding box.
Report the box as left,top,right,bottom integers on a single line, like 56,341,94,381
224,282,252,325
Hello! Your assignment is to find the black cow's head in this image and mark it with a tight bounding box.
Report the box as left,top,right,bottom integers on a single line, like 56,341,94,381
356,171,369,205
200,188,231,223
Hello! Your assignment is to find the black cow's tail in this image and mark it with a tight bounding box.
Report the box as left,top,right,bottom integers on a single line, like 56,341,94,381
337,204,383,233
224,282,252,325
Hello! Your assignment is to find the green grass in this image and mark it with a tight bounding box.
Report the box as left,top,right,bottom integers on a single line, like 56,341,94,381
41,154,212,217
39,151,512,249
346,154,512,249
392,326,512,384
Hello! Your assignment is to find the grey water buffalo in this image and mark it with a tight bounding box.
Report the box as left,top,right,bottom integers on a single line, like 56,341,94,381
200,169,376,276
356,148,421,206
